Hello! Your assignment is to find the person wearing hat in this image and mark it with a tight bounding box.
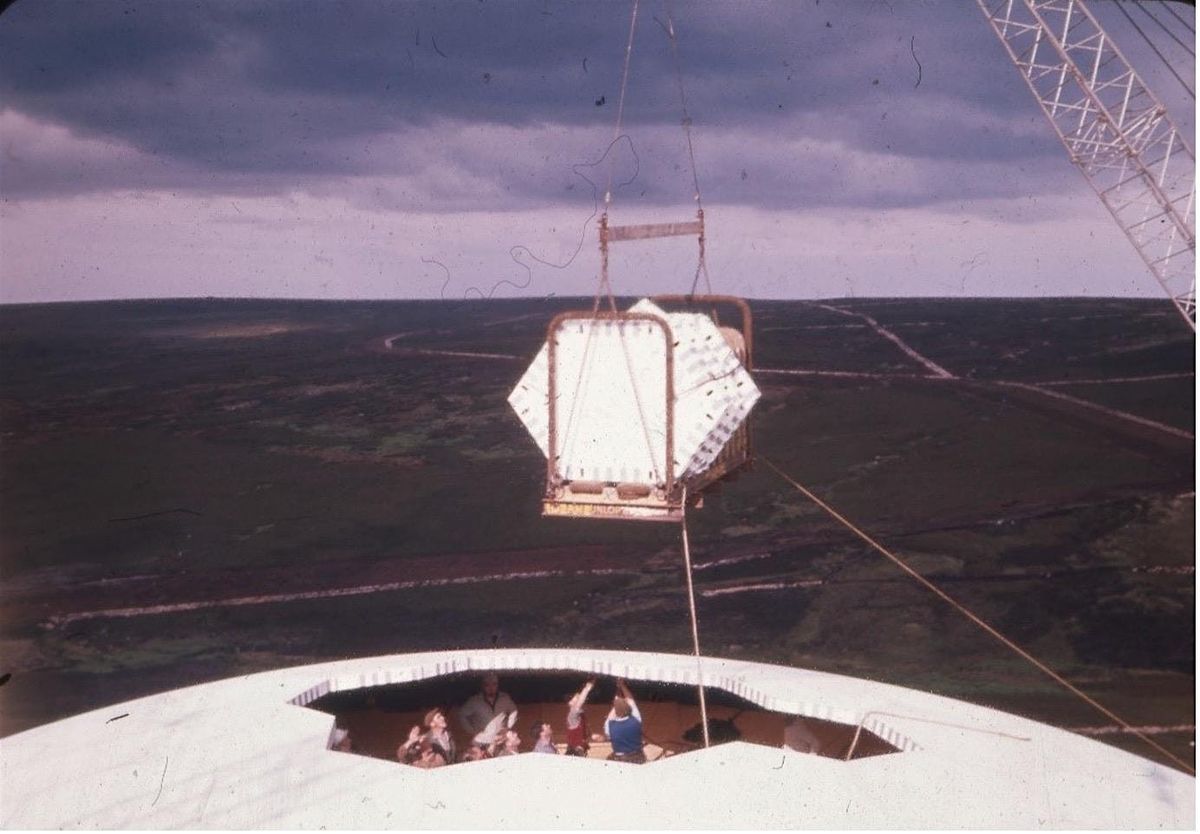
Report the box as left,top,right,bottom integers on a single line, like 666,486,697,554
604,678,645,763
459,672,517,736
396,709,456,765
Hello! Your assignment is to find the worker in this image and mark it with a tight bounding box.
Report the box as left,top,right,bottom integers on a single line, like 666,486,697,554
565,677,596,755
531,721,558,754
604,678,645,763
422,708,457,763
459,672,518,736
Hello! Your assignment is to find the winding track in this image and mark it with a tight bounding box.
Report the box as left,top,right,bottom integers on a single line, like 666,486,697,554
46,306,1173,626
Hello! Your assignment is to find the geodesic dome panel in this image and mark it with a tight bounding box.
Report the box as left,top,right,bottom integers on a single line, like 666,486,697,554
509,315,671,484
627,299,759,480
508,299,759,489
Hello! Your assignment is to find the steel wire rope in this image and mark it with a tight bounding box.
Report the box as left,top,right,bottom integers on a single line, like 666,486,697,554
679,496,711,748
615,319,666,486
604,0,642,217
759,455,1195,775
660,3,717,741
1135,1,1196,56
1157,0,1195,34
558,318,605,484
662,0,714,297
455,135,641,304
596,0,714,744
554,136,646,479
591,0,639,315
1113,0,1195,98
548,0,660,492
509,136,642,292
586,0,663,487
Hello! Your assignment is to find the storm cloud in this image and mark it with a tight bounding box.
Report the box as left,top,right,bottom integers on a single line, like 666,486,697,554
1,2,1078,199
0,0,1193,301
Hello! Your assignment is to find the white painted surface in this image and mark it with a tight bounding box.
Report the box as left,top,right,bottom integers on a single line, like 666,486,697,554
627,299,760,480
507,299,759,486
1,648,1193,829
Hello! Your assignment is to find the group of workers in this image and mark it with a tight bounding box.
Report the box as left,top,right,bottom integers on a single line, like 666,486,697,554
388,672,646,767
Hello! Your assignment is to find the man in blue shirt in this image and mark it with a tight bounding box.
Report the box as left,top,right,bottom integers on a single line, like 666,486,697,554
604,678,646,763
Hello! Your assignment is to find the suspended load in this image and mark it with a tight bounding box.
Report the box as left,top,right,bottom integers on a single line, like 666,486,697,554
508,295,760,521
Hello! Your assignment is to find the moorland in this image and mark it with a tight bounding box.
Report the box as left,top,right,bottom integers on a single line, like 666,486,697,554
0,296,1193,769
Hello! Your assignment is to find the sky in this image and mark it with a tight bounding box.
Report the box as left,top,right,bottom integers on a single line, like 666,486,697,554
0,0,1195,303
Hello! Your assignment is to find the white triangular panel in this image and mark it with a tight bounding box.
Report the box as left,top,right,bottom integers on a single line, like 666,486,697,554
508,299,760,487
508,347,550,458
628,299,759,479
509,316,670,484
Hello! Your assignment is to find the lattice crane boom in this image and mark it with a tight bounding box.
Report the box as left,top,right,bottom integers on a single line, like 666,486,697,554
977,0,1196,329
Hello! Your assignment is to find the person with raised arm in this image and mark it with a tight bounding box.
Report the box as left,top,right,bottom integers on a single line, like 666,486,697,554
422,707,456,764
604,678,645,763
565,677,596,756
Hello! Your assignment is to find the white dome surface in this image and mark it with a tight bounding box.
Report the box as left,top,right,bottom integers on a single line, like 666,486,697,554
1,648,1192,829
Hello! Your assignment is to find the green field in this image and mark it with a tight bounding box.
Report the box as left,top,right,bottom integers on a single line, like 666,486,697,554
0,296,1193,769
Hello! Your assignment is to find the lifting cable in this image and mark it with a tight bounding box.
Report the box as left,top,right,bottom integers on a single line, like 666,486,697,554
662,0,713,297
1134,1,1196,57
661,0,715,744
1158,0,1195,36
1113,0,1195,99
760,455,1196,775
558,2,642,481
570,0,697,484
595,0,640,312
588,0,717,745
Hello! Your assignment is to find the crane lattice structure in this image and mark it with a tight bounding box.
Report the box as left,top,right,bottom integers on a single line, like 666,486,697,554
978,0,1196,329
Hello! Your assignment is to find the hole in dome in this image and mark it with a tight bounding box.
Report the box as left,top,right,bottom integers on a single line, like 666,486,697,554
303,670,902,767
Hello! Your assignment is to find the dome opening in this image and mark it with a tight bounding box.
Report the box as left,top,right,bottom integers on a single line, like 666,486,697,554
303,669,901,766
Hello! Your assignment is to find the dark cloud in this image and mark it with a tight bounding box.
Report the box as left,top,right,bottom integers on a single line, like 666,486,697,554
0,1,217,93
0,0,1192,211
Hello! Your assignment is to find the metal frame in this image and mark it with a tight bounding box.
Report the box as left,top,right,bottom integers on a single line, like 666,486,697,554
650,294,756,503
543,309,682,522
599,209,707,311
978,0,1196,329
538,206,758,521
650,294,755,371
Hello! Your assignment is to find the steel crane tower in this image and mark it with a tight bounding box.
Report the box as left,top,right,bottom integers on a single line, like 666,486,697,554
978,0,1196,329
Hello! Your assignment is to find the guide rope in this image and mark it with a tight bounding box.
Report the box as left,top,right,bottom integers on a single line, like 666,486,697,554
760,455,1195,775
680,497,711,747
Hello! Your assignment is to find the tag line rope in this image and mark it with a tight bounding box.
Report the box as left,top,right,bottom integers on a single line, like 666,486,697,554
761,455,1195,775
680,498,711,748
